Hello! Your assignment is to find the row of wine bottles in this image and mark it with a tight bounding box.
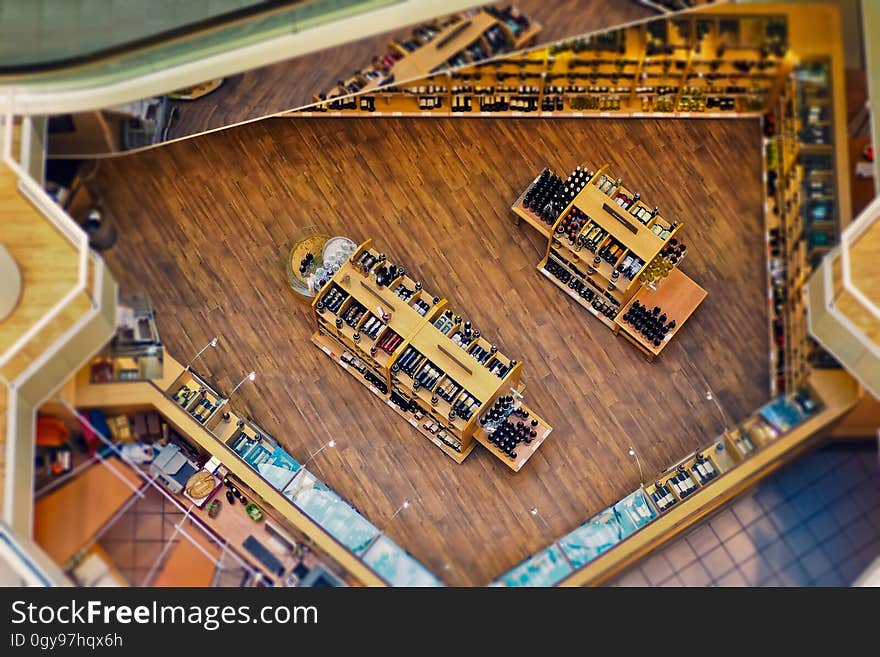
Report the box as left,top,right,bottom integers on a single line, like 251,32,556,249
545,257,619,319
621,300,675,348
650,452,720,514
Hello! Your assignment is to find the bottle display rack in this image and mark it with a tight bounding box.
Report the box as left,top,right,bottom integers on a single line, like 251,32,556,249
494,379,842,587
511,162,705,358
314,6,541,106
311,239,551,470
70,354,444,587
763,57,843,396
169,370,228,429
297,13,789,119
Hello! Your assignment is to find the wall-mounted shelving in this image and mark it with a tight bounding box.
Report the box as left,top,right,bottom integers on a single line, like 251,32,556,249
763,56,844,397
314,6,541,106
494,371,859,587
296,13,790,120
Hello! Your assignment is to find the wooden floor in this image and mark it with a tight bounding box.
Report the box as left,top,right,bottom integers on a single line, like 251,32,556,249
90,115,767,585
168,0,653,139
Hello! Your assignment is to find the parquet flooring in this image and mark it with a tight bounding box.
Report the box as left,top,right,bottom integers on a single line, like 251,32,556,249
91,115,766,585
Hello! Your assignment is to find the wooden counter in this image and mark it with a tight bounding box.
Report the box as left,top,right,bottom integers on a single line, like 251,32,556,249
389,13,498,84
557,368,861,586
74,355,387,587
614,268,708,360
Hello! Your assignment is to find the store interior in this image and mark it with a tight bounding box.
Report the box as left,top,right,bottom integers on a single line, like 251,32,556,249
84,115,769,585
2,1,879,588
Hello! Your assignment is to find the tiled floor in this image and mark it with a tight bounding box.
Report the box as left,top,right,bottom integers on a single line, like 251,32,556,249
97,485,253,587
98,487,185,586
613,445,880,587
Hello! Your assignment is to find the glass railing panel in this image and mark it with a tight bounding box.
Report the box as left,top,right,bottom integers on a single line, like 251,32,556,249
361,535,443,587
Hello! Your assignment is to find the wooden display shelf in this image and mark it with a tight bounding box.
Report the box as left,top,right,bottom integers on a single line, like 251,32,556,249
167,369,227,429
293,12,795,122
472,403,552,472
312,239,549,469
557,369,861,586
510,175,553,238
613,268,707,360
313,331,388,396
536,265,617,330
570,182,676,263
211,408,245,445
511,160,699,351
293,106,767,120
408,323,510,404
312,331,472,463
317,8,541,104
390,12,499,83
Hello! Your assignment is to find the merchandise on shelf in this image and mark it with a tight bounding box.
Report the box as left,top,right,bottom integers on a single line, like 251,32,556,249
314,7,540,105
512,161,705,357
311,238,551,470
300,13,789,119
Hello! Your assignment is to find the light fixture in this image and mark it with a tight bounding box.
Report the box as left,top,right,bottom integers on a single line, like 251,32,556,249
287,439,338,499
390,498,411,520
705,385,731,435
185,336,218,371
529,506,549,530
300,439,337,471
628,447,645,489
230,370,256,396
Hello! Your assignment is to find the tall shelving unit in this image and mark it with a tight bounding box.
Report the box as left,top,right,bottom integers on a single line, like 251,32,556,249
296,13,791,119
764,55,844,396
314,6,541,109
511,162,706,359
311,239,552,471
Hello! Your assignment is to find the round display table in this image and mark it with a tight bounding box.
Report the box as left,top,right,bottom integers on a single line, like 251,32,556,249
285,228,356,300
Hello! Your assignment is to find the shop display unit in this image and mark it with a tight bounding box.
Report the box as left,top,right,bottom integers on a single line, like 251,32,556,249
310,239,551,470
291,0,851,401
511,162,706,359
168,368,228,428
495,372,859,587
297,13,790,119
88,292,164,383
763,57,843,396
315,6,541,105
